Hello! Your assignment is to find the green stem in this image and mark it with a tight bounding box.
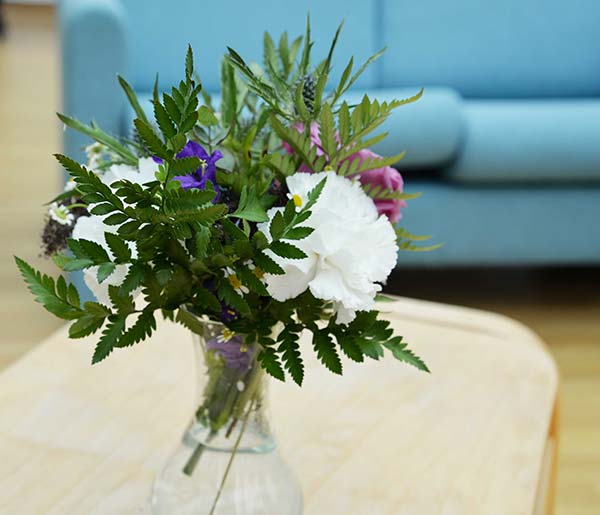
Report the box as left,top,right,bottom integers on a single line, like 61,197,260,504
209,396,256,515
182,430,216,476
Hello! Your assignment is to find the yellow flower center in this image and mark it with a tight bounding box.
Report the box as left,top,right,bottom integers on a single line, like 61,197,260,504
292,194,303,208
227,274,243,290
253,266,265,279
222,328,235,341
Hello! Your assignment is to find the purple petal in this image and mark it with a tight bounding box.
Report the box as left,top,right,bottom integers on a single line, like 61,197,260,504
177,140,209,160
172,174,203,189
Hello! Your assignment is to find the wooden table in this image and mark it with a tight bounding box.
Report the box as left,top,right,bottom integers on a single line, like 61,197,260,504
0,297,559,514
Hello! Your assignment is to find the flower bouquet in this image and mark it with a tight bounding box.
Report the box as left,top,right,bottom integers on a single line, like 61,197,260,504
16,19,436,515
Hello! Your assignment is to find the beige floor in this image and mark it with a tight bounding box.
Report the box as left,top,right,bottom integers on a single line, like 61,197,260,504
0,5,599,514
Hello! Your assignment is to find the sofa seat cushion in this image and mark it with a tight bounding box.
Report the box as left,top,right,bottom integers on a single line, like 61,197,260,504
396,181,600,266
342,87,464,168
446,100,600,183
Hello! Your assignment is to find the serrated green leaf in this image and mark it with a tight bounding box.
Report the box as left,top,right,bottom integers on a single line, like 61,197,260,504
278,330,304,385
116,311,156,348
97,262,116,283
175,308,206,335
169,156,202,176
92,317,126,363
67,283,81,307
217,281,250,315
312,329,342,375
121,263,145,292
384,338,430,372
269,211,285,240
254,251,285,275
15,257,82,320
90,203,118,216
230,186,269,222
56,275,68,300
103,212,129,226
185,44,194,79
270,241,307,260
61,258,95,272
153,100,177,138
83,301,112,317
338,337,364,363
283,226,313,240
197,105,219,126
257,347,285,381
194,287,222,313
304,176,327,211
117,220,141,235
108,284,135,313
134,118,169,160
104,233,131,263
69,315,105,339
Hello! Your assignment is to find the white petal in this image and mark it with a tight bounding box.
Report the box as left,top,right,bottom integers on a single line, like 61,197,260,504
264,259,316,301
82,264,130,306
260,170,397,322
136,157,159,183
71,215,116,252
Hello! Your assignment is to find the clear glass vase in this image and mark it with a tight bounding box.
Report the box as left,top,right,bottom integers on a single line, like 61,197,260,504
150,320,303,515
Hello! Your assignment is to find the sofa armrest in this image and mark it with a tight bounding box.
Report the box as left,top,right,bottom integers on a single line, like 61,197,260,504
58,0,128,162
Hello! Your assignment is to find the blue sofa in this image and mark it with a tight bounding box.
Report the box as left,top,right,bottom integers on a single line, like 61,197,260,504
58,0,600,266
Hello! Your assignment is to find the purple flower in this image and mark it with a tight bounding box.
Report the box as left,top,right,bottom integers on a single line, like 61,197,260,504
154,141,223,200
206,335,253,371
203,279,238,323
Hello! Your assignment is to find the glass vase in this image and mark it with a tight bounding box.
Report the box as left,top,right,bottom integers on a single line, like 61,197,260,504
150,320,303,515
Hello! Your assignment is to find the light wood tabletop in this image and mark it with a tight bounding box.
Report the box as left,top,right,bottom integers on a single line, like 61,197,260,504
0,297,558,515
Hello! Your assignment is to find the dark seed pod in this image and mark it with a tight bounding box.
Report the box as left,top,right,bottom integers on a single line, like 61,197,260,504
40,198,88,257
294,74,317,114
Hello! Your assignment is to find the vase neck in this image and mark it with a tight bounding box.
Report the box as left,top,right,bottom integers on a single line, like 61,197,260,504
186,322,275,454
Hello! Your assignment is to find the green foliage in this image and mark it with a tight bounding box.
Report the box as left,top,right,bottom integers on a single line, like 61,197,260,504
15,257,82,320
395,227,444,253
92,317,126,363
312,329,342,375
257,347,285,381
17,32,430,380
277,325,304,385
57,113,138,165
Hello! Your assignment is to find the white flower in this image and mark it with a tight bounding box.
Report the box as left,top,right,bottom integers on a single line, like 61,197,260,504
216,328,236,343
48,202,74,226
64,178,77,192
99,157,158,187
71,215,135,306
259,171,398,324
223,267,249,295
70,158,157,305
85,142,105,169
244,260,266,283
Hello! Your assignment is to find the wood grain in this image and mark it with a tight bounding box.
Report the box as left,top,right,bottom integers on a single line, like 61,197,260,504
0,297,558,514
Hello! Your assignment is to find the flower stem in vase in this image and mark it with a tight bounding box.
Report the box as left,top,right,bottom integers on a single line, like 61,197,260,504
182,335,262,477
209,395,257,515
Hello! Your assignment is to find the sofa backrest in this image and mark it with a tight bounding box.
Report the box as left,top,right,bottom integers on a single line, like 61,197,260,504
121,0,600,98
380,0,600,98
120,0,380,93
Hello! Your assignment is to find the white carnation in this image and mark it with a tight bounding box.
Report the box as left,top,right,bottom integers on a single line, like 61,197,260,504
260,171,398,324
99,157,158,187
71,215,134,306
71,158,154,304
